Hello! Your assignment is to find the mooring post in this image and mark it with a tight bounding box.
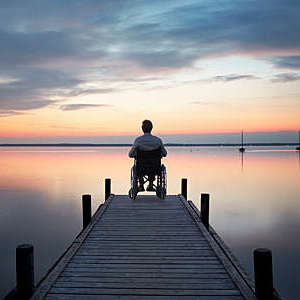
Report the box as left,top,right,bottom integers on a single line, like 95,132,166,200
105,178,111,201
16,244,34,299
82,194,91,229
254,248,274,300
201,193,210,229
181,178,187,200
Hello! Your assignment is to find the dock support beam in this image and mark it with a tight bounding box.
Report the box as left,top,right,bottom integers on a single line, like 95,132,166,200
181,178,187,200
254,248,273,300
105,178,111,201
16,244,34,299
82,194,91,229
201,193,210,229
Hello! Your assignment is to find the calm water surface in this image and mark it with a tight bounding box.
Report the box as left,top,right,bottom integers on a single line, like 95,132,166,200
0,146,299,299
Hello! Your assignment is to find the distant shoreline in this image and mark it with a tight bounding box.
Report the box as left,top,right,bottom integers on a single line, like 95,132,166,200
0,143,299,147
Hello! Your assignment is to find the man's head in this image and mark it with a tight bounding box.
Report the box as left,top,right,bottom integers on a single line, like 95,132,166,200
142,120,153,133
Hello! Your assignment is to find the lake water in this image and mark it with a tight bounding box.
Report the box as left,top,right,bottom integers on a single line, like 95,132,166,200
0,146,299,299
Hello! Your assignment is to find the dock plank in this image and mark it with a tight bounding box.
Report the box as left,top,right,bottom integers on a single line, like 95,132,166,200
46,295,245,300
49,287,242,296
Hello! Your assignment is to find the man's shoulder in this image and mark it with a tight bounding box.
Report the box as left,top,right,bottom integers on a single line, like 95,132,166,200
135,135,145,142
152,135,163,142
135,134,163,144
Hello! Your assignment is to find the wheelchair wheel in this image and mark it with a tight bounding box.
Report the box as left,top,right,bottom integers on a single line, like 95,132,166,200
156,165,167,199
161,164,167,197
155,186,164,198
129,166,138,199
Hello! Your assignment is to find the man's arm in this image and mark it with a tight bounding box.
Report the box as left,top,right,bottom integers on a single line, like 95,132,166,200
160,140,167,157
128,139,138,158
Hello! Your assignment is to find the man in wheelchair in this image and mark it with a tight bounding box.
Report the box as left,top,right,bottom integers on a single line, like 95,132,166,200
129,120,167,198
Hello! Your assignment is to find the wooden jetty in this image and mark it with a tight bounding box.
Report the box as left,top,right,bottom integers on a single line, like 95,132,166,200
5,179,281,299
30,192,259,300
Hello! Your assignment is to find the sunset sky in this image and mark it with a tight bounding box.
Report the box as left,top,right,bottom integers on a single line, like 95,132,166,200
0,0,300,143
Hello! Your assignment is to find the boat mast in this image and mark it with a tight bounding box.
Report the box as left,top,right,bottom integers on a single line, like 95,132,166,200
241,130,244,147
239,130,245,152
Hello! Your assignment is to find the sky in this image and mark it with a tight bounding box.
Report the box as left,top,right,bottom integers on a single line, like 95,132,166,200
0,0,300,143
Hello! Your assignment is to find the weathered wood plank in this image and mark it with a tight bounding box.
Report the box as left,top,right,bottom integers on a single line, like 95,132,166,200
81,243,208,248
63,267,228,274
90,229,202,234
81,242,208,246
94,220,194,223
76,250,215,256
66,263,224,269
93,224,196,227
49,287,242,296
60,271,230,279
83,237,207,241
71,258,219,264
53,281,236,289
80,244,209,248
46,294,245,300
83,239,208,244
85,233,204,237
83,241,206,246
56,276,233,284
78,248,212,252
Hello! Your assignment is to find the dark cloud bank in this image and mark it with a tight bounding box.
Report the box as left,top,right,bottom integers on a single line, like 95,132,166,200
0,0,300,112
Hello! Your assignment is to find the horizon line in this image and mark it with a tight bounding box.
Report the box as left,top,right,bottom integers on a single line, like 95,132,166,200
0,142,299,147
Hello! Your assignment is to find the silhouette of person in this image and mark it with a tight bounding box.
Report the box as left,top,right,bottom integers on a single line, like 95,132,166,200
129,120,167,191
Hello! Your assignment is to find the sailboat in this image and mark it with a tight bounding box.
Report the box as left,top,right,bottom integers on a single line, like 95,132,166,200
296,131,300,151
239,131,245,152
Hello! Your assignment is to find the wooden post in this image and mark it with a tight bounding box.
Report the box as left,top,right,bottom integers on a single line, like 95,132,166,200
201,193,210,229
105,178,111,201
16,244,34,298
254,248,273,300
181,178,187,200
82,194,91,229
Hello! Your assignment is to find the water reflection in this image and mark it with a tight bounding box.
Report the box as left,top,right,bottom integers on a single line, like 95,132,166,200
240,151,244,172
0,146,299,299
0,188,81,298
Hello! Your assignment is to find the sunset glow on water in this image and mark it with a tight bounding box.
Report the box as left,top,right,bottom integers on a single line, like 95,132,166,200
0,146,300,299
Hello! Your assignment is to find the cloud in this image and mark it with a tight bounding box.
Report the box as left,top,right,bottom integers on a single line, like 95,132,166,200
123,50,198,69
66,88,117,97
0,68,82,110
2,1,300,72
0,110,26,117
60,104,110,111
0,30,78,68
0,0,300,111
189,100,211,105
269,56,300,69
211,74,258,82
271,73,300,82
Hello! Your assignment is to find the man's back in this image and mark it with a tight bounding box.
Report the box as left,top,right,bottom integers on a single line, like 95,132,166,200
129,133,167,158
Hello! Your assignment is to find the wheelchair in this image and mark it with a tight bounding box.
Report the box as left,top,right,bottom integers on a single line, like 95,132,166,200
129,148,167,199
